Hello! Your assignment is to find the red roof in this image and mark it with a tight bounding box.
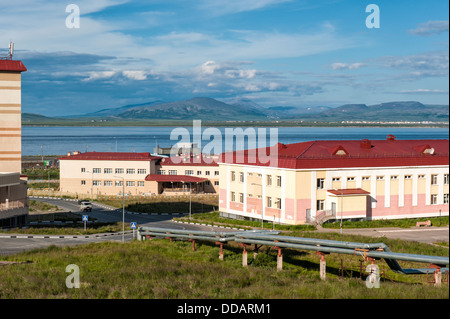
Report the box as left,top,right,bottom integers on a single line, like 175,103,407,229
328,188,371,196
221,138,449,169
145,174,208,183
0,60,27,72
58,152,162,161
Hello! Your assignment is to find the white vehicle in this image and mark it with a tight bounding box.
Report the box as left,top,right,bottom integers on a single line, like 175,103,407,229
80,201,93,212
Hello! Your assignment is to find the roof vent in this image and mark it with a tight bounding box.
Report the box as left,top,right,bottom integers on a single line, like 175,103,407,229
360,139,372,149
387,134,397,141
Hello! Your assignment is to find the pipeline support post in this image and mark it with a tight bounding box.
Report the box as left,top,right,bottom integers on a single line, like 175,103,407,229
273,246,283,272
239,243,248,267
430,264,443,287
316,251,329,281
216,241,224,260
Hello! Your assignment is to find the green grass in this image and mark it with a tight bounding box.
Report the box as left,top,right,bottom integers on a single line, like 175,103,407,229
323,216,449,229
0,238,448,299
1,222,129,236
174,212,316,231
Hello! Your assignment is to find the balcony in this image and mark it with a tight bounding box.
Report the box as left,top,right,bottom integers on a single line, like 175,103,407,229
0,172,21,188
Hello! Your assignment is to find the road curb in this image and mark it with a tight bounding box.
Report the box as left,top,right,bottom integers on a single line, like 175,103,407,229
0,231,132,240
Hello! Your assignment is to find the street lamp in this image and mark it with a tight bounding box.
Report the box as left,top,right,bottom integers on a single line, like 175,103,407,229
334,188,344,234
251,183,264,229
181,181,192,220
114,175,126,242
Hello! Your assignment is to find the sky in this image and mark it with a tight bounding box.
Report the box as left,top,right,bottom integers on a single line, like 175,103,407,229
0,0,448,116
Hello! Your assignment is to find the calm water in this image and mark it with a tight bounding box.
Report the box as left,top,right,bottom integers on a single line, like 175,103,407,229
22,126,449,156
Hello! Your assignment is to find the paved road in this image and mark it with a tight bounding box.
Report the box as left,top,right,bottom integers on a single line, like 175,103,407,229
0,198,233,256
1,198,448,255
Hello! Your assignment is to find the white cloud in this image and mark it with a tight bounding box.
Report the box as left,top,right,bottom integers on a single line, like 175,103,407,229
331,62,366,70
409,20,449,36
122,70,147,80
83,71,117,81
199,0,293,15
399,89,448,94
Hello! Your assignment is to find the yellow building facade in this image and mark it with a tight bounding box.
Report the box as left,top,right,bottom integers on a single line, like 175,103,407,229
0,58,28,227
219,138,449,225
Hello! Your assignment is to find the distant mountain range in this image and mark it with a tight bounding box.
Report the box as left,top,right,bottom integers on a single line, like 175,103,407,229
22,98,449,124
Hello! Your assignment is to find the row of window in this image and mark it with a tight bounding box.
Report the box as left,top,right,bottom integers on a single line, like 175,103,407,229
317,173,449,189
230,192,282,209
81,168,148,175
231,171,282,187
158,170,219,176
315,194,450,211
81,180,145,187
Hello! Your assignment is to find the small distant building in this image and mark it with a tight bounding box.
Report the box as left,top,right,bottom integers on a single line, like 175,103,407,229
58,151,220,197
218,136,449,225
0,53,28,228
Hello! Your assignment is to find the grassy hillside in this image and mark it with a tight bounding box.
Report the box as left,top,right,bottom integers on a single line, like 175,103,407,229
0,234,448,299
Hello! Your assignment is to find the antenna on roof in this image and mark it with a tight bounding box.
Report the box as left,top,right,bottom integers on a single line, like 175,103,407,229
9,42,14,60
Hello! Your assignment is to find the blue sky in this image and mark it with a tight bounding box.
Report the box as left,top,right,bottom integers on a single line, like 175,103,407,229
0,0,448,116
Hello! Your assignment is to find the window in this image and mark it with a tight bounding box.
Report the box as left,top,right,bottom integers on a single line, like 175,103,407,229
317,178,325,190
93,180,101,186
169,170,177,175
205,181,211,186
214,181,219,186
362,176,371,181
231,192,236,202
404,175,412,180
240,172,244,183
104,181,113,187
81,180,86,186
418,175,426,179
276,198,282,209
93,168,101,174
138,181,145,187
347,177,355,181
332,177,341,182
115,168,124,174
267,175,272,186
376,176,384,181
205,171,210,176
239,193,244,204
115,181,123,187
197,171,202,176
445,174,449,185
215,171,219,176
81,168,86,173
391,176,398,180
316,200,325,211
158,170,166,175
266,197,272,208
431,175,438,185
231,171,236,182
126,169,135,175
185,170,194,176
444,194,449,204
126,181,135,187
431,194,438,205
137,169,147,175
248,173,253,177
277,176,282,187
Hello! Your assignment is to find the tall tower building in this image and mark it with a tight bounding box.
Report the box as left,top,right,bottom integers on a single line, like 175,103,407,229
0,44,28,228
